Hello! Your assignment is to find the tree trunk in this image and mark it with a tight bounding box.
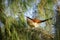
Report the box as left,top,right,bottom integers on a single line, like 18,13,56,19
54,3,60,40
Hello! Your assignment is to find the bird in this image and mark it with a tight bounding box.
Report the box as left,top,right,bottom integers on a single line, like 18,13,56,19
26,17,52,28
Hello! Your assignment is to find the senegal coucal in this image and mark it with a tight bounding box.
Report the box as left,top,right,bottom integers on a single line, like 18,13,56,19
26,17,52,28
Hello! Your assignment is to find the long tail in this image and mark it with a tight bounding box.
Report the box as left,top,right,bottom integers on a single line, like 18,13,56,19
41,18,52,22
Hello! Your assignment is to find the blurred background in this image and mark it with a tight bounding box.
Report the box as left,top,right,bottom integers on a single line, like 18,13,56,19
0,0,60,40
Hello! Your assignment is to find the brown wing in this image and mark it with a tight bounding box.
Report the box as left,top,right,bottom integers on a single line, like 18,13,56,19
26,17,41,23
32,19,41,23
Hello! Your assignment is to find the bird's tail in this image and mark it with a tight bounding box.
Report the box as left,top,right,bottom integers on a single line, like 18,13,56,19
41,18,52,22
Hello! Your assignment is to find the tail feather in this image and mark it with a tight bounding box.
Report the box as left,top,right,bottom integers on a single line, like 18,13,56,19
41,18,52,22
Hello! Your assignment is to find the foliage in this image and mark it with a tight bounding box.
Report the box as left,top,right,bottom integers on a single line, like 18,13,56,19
0,0,57,40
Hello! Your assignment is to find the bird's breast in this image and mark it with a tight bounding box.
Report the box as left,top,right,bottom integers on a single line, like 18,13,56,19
33,22,40,27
